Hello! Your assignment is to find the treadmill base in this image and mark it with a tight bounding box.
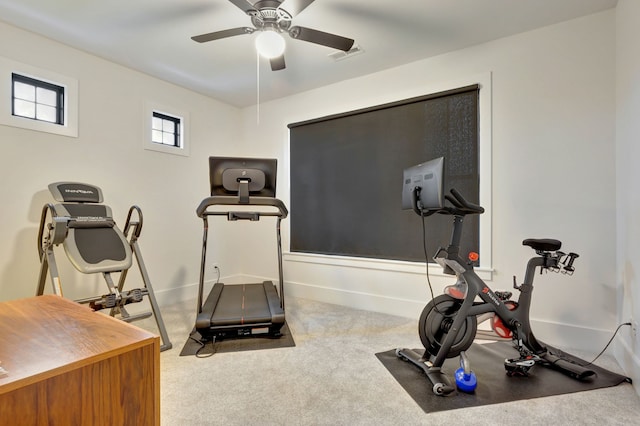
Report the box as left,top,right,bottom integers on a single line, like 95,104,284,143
195,281,285,342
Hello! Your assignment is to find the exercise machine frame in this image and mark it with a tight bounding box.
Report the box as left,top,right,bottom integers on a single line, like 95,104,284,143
397,187,592,396
195,193,288,341
36,183,172,351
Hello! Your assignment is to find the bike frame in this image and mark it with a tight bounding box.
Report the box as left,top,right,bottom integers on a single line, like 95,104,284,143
429,232,551,368
397,187,590,395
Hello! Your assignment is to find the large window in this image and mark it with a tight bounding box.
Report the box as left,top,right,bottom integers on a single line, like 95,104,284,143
289,85,480,264
12,73,65,125
285,74,493,278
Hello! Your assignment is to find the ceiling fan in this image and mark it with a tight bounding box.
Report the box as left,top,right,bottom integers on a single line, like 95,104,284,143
191,0,355,71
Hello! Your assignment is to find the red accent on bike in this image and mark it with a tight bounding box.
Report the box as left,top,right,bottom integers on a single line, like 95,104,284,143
468,252,479,262
492,317,512,338
491,300,518,338
445,286,466,299
482,287,489,294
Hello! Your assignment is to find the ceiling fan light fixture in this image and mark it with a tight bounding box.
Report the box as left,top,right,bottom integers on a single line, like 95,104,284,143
255,31,285,59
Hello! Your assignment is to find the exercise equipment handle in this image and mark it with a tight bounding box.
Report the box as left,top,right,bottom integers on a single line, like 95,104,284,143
196,196,288,219
447,188,485,215
562,252,579,273
412,187,484,217
123,205,144,239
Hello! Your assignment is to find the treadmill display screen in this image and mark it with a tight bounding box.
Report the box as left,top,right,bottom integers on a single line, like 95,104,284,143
209,157,277,197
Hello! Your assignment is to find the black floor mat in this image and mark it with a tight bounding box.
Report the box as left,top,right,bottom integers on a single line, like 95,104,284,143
180,322,295,356
376,341,631,413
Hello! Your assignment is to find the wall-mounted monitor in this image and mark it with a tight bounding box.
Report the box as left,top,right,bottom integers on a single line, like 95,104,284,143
401,156,445,211
209,157,277,198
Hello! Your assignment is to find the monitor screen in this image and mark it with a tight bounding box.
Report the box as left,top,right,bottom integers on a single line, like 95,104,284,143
209,157,277,198
401,156,445,211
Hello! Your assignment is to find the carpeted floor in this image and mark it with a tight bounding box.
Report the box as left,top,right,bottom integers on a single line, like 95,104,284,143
135,296,640,425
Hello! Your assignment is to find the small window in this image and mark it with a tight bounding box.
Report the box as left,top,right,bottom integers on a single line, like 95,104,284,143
152,111,181,147
143,101,189,157
0,56,78,137
12,73,64,125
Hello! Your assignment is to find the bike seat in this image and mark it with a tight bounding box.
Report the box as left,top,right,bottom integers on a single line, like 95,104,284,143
522,238,561,252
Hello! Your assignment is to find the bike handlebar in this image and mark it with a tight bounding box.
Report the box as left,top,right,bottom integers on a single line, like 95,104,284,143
446,188,485,215
413,188,484,217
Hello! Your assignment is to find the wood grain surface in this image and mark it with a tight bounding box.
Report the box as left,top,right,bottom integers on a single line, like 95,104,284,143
0,295,159,425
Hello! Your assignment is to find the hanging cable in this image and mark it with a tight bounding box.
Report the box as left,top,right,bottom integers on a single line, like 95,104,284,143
256,49,260,125
583,322,631,366
421,212,437,303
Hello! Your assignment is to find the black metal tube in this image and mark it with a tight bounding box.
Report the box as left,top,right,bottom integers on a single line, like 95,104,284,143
197,216,209,313
449,215,464,249
276,217,285,310
123,205,144,239
514,256,547,352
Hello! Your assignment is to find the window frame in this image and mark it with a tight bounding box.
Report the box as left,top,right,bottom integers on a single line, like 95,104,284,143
0,56,78,138
143,102,190,157
283,72,493,280
12,73,65,125
151,111,181,148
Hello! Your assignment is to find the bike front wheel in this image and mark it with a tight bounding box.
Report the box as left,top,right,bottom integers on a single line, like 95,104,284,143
419,294,477,359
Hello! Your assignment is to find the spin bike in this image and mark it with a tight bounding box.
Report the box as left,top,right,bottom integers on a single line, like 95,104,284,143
396,188,595,396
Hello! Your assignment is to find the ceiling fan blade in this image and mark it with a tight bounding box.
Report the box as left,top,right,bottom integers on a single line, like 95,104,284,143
270,55,286,71
191,27,254,43
288,26,354,52
228,0,256,13
280,0,316,17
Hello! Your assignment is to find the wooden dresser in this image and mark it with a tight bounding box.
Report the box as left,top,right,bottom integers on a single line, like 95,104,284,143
0,295,160,425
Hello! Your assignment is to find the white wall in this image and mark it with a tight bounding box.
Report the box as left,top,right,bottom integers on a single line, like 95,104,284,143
0,21,243,305
239,10,617,353
615,0,640,394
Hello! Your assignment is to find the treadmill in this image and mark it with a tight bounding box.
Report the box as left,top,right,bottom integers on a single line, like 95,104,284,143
194,157,288,342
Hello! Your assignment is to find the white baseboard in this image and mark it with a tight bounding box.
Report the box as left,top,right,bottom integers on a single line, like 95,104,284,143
615,337,640,398
285,279,425,318
152,277,629,360
148,275,638,397
150,274,250,307
528,318,617,354
284,280,621,354
153,282,198,306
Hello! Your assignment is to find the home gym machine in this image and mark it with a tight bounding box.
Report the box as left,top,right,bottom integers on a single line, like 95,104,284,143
36,181,172,351
396,157,594,396
194,157,288,343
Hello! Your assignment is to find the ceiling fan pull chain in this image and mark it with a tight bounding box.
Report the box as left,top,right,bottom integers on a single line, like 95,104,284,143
256,49,260,125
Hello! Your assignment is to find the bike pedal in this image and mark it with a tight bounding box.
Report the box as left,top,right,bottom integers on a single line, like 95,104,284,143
506,368,530,377
504,356,536,376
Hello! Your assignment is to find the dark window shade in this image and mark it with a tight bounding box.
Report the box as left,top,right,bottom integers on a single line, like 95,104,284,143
288,85,480,263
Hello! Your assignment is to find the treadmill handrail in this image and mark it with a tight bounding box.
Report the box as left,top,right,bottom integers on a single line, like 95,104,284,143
196,196,288,219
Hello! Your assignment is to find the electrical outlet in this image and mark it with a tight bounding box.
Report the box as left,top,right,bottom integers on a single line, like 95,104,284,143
632,319,638,337
212,263,219,271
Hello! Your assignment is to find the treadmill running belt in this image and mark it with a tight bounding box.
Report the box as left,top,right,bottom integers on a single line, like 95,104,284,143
212,284,272,325
195,281,285,341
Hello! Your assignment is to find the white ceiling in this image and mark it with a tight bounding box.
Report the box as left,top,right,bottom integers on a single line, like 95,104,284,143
0,0,617,108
